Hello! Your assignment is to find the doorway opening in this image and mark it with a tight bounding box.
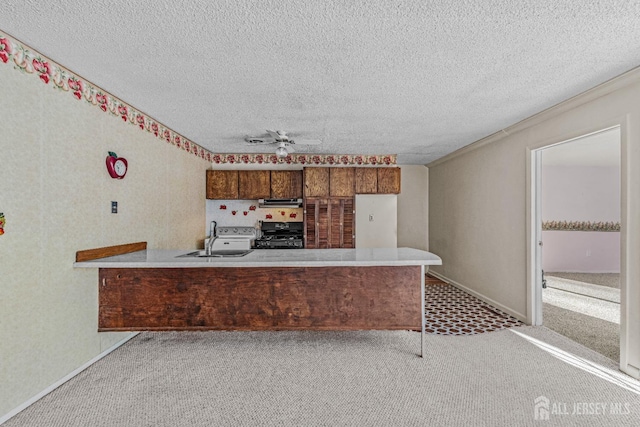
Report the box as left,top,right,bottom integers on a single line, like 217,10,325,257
533,126,621,361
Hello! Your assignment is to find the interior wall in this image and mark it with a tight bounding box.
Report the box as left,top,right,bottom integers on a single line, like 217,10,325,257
429,136,526,316
397,165,429,250
542,232,619,273
541,165,620,273
542,165,620,221
0,63,208,418
428,70,640,337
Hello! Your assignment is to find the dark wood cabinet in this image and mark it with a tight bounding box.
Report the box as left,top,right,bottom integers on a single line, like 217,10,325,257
206,170,239,199
238,170,271,199
207,166,399,200
304,198,328,249
354,167,401,194
377,167,401,194
330,197,355,248
304,167,330,197
355,168,378,194
270,170,303,199
330,167,355,197
302,166,401,196
304,197,354,249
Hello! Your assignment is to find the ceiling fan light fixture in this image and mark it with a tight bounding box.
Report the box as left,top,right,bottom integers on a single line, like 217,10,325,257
275,143,288,158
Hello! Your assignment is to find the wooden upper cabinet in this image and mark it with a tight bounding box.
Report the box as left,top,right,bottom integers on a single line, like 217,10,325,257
329,167,355,197
304,167,330,197
270,170,303,199
207,166,399,200
377,167,401,194
238,170,271,199
206,170,239,199
355,168,378,194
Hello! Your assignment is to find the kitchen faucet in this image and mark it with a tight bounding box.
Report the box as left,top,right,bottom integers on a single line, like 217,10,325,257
206,220,217,255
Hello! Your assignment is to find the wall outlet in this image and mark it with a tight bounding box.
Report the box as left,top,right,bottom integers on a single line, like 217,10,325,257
369,214,374,222
586,249,591,257
111,201,118,214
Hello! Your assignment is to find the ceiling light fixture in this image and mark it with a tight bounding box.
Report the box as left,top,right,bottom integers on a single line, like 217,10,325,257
275,141,288,158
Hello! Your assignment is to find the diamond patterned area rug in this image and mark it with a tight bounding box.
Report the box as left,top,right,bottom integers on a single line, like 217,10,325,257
424,276,523,335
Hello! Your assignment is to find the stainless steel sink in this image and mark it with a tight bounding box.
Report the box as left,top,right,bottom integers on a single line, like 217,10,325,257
178,249,254,258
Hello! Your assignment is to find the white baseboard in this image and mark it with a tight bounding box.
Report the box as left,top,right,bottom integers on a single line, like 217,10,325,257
427,271,528,323
0,333,139,425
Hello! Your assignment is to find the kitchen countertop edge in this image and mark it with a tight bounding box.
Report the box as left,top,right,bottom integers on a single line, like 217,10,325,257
73,247,442,268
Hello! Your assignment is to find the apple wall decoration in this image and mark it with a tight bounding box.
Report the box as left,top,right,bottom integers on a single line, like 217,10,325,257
106,151,128,179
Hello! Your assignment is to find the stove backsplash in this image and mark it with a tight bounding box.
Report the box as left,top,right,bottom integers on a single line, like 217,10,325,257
205,200,303,235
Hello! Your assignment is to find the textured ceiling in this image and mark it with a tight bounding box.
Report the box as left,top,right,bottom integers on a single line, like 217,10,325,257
2,0,640,164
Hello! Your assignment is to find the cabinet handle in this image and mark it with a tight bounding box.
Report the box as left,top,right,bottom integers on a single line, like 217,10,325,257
102,278,106,287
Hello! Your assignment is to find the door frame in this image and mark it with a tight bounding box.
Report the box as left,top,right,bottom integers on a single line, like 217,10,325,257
527,147,544,326
525,124,638,377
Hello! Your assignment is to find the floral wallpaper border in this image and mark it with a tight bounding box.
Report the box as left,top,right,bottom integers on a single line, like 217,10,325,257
542,220,620,232
0,32,396,166
207,153,396,165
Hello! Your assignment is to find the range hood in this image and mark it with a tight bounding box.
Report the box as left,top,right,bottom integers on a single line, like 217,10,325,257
258,198,303,208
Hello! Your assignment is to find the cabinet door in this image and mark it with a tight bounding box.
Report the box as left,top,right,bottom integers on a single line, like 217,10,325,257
305,197,354,249
304,198,330,249
329,198,355,248
355,168,378,194
271,170,303,199
238,170,271,199
304,199,317,249
377,167,401,194
342,198,355,248
330,167,355,197
304,167,330,197
206,170,239,199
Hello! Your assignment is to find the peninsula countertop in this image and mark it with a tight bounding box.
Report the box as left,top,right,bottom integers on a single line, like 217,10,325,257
73,247,442,268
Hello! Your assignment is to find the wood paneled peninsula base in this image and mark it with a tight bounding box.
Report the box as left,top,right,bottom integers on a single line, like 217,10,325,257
75,248,442,356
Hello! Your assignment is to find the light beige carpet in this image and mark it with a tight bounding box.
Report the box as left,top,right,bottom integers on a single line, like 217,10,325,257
544,274,620,362
5,328,640,426
543,303,619,361
547,273,619,289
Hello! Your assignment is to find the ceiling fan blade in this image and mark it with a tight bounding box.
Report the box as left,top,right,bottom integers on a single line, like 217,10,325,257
266,129,286,141
291,139,322,145
245,136,276,145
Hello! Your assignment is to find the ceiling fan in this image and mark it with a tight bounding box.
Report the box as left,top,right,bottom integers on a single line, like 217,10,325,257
245,130,322,158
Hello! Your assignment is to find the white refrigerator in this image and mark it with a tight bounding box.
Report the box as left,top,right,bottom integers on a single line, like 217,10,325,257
355,194,398,248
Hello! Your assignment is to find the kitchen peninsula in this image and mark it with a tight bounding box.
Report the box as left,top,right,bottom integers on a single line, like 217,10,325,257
75,247,441,356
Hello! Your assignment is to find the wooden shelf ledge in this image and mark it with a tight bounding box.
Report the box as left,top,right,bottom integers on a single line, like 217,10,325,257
76,242,147,262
